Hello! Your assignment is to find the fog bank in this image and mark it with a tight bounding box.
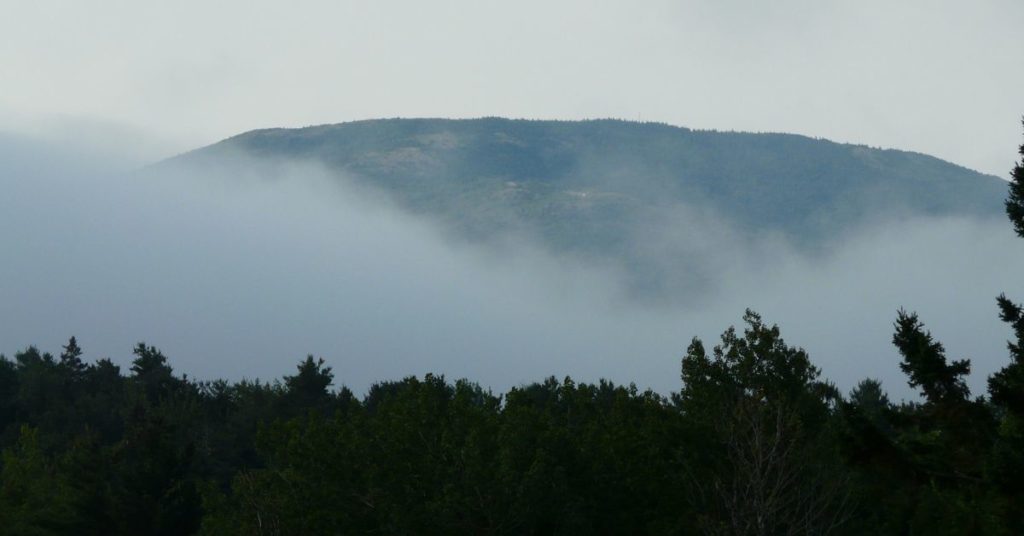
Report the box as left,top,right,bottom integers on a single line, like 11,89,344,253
2,136,1021,400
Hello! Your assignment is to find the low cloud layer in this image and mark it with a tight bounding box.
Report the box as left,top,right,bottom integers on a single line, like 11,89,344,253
2,135,1021,400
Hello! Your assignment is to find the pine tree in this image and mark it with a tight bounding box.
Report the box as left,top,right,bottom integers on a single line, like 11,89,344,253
283,355,333,411
59,336,88,378
990,122,1024,416
130,343,177,403
848,378,892,433
990,294,1024,415
987,118,1024,528
1005,118,1024,238
892,309,971,404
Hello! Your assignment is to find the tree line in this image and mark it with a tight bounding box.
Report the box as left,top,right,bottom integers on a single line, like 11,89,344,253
1,122,1023,534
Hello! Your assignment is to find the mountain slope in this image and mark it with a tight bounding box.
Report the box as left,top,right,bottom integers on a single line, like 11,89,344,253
165,118,1008,297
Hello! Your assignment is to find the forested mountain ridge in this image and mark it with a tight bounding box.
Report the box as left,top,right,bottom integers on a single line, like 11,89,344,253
2,122,1023,533
169,118,1007,250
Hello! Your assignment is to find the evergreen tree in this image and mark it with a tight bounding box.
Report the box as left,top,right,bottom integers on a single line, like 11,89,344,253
990,123,1024,415
986,118,1024,530
892,310,971,405
0,427,79,534
58,336,87,377
989,294,1024,415
847,379,893,435
1005,117,1024,238
283,355,333,411
0,355,17,438
130,343,177,403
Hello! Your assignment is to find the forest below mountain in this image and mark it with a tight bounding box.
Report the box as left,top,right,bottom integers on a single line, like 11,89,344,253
3,304,1024,535
0,123,1021,535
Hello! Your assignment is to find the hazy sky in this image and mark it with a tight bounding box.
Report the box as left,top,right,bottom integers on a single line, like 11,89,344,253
2,1,1024,400
1,0,1022,174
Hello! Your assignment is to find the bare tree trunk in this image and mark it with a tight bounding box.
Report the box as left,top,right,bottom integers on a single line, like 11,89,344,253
695,396,852,536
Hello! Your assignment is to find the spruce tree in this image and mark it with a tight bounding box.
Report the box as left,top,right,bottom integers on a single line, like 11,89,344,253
283,355,333,411
59,336,87,378
130,343,177,403
892,309,971,404
990,121,1024,415
1005,118,1024,238
987,119,1024,526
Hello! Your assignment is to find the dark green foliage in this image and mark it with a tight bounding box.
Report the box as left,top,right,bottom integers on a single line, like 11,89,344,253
985,118,1024,531
58,337,86,378
0,427,79,534
848,379,890,426
988,295,1024,415
1005,118,1024,238
893,310,971,404
678,311,850,535
282,355,333,412
1,312,1022,534
131,343,179,403
988,293,1024,515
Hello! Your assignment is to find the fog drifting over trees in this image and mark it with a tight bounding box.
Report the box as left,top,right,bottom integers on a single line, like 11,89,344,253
2,132,1021,400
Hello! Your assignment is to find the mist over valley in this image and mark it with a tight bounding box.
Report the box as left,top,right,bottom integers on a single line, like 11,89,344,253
4,2,1024,530
3,120,1019,400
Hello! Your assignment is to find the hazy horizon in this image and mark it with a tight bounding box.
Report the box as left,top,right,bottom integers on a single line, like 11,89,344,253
3,130,1022,402
5,4,1024,532
3,1,1023,402
3,1,1022,177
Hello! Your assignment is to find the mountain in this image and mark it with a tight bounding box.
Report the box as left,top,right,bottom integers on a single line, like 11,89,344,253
165,118,1009,298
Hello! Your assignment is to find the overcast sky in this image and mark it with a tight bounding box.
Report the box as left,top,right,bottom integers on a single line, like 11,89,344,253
2,1,1024,397
1,0,1021,174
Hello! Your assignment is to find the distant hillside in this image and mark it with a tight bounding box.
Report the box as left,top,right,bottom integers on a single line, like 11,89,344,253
166,118,1009,297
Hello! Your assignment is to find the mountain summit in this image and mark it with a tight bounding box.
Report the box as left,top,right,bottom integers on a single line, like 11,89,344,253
167,118,1008,297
